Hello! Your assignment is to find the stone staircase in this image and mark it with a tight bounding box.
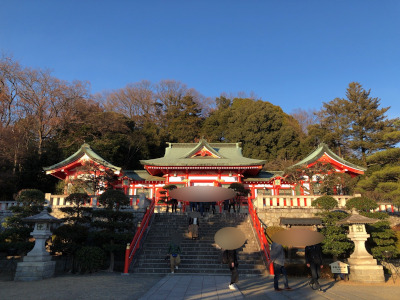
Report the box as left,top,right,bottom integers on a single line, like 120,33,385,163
131,212,267,276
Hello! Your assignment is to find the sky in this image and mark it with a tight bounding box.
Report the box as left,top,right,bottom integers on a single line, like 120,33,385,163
1,0,399,118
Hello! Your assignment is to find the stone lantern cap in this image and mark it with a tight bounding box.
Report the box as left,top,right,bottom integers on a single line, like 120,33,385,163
22,208,62,224
336,209,378,225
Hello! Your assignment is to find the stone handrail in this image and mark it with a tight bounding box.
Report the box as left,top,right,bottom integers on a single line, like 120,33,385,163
253,194,399,213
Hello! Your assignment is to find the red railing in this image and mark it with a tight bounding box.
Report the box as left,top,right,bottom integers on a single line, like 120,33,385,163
123,198,156,274
247,196,274,275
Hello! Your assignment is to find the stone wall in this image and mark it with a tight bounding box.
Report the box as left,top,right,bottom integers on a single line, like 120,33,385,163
256,207,322,227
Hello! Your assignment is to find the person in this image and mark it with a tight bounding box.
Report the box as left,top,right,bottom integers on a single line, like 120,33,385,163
211,201,216,214
223,249,239,290
170,198,178,213
270,242,291,291
223,199,229,214
228,198,236,213
199,202,204,216
188,216,199,239
190,201,196,212
167,240,181,274
305,243,323,291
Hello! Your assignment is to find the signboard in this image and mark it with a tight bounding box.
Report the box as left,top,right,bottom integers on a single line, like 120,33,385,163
329,261,349,274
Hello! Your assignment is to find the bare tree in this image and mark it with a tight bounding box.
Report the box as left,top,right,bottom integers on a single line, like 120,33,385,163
291,108,319,135
0,55,25,127
102,80,156,127
17,68,90,156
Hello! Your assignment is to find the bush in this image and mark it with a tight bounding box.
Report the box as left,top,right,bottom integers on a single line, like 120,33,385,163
75,246,106,273
16,189,46,206
98,190,129,209
345,196,378,212
312,196,338,211
52,224,89,256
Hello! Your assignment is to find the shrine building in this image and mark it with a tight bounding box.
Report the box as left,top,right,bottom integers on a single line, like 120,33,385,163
43,140,366,206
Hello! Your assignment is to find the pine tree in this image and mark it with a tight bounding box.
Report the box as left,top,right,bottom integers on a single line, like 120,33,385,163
345,82,400,164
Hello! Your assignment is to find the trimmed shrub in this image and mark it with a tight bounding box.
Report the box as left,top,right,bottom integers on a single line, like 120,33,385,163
312,196,338,211
76,246,106,273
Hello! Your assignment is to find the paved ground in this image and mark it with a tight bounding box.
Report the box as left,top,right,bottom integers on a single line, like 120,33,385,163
1,272,400,300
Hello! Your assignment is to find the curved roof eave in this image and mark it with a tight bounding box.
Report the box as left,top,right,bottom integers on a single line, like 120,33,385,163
43,143,121,173
290,143,366,172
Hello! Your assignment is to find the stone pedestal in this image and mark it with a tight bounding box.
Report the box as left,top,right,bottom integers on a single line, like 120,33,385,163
14,255,56,281
346,228,384,283
347,264,384,283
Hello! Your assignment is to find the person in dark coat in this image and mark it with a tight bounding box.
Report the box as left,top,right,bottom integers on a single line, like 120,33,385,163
224,249,239,290
228,198,236,213
170,198,178,213
211,201,216,214
270,242,291,291
305,243,323,291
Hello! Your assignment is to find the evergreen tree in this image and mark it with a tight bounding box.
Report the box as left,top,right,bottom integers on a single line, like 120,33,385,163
345,82,400,164
313,82,400,165
1,189,47,255
203,98,303,161
357,148,400,208
318,211,354,259
315,98,351,157
91,190,134,272
60,193,93,224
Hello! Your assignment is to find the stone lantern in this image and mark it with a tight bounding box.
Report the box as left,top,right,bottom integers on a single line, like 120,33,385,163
337,209,384,283
14,208,62,281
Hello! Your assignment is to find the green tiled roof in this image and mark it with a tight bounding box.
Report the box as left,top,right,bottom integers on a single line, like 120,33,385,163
244,171,283,182
43,143,121,173
140,139,265,167
290,143,366,172
123,170,166,182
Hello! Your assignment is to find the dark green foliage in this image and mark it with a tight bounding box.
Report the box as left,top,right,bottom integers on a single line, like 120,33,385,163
345,83,400,164
91,230,133,256
91,210,134,232
345,196,378,212
312,196,338,211
165,94,203,142
52,224,89,256
229,183,250,196
60,193,92,224
357,148,400,207
358,211,395,258
313,98,350,158
202,98,303,161
0,227,34,255
91,190,134,271
75,246,106,273
15,189,46,206
315,83,400,165
366,219,398,259
0,189,48,255
163,184,177,190
318,211,353,259
5,205,45,229
98,189,129,210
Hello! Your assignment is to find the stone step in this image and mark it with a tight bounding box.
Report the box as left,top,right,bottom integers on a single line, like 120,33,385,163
131,213,267,275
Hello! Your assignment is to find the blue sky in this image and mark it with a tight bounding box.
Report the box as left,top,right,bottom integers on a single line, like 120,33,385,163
1,0,399,118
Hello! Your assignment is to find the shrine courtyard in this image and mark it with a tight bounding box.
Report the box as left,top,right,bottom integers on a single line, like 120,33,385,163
1,272,400,300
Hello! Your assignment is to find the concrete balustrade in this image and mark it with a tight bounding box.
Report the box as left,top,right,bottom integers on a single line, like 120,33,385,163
1,194,398,213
